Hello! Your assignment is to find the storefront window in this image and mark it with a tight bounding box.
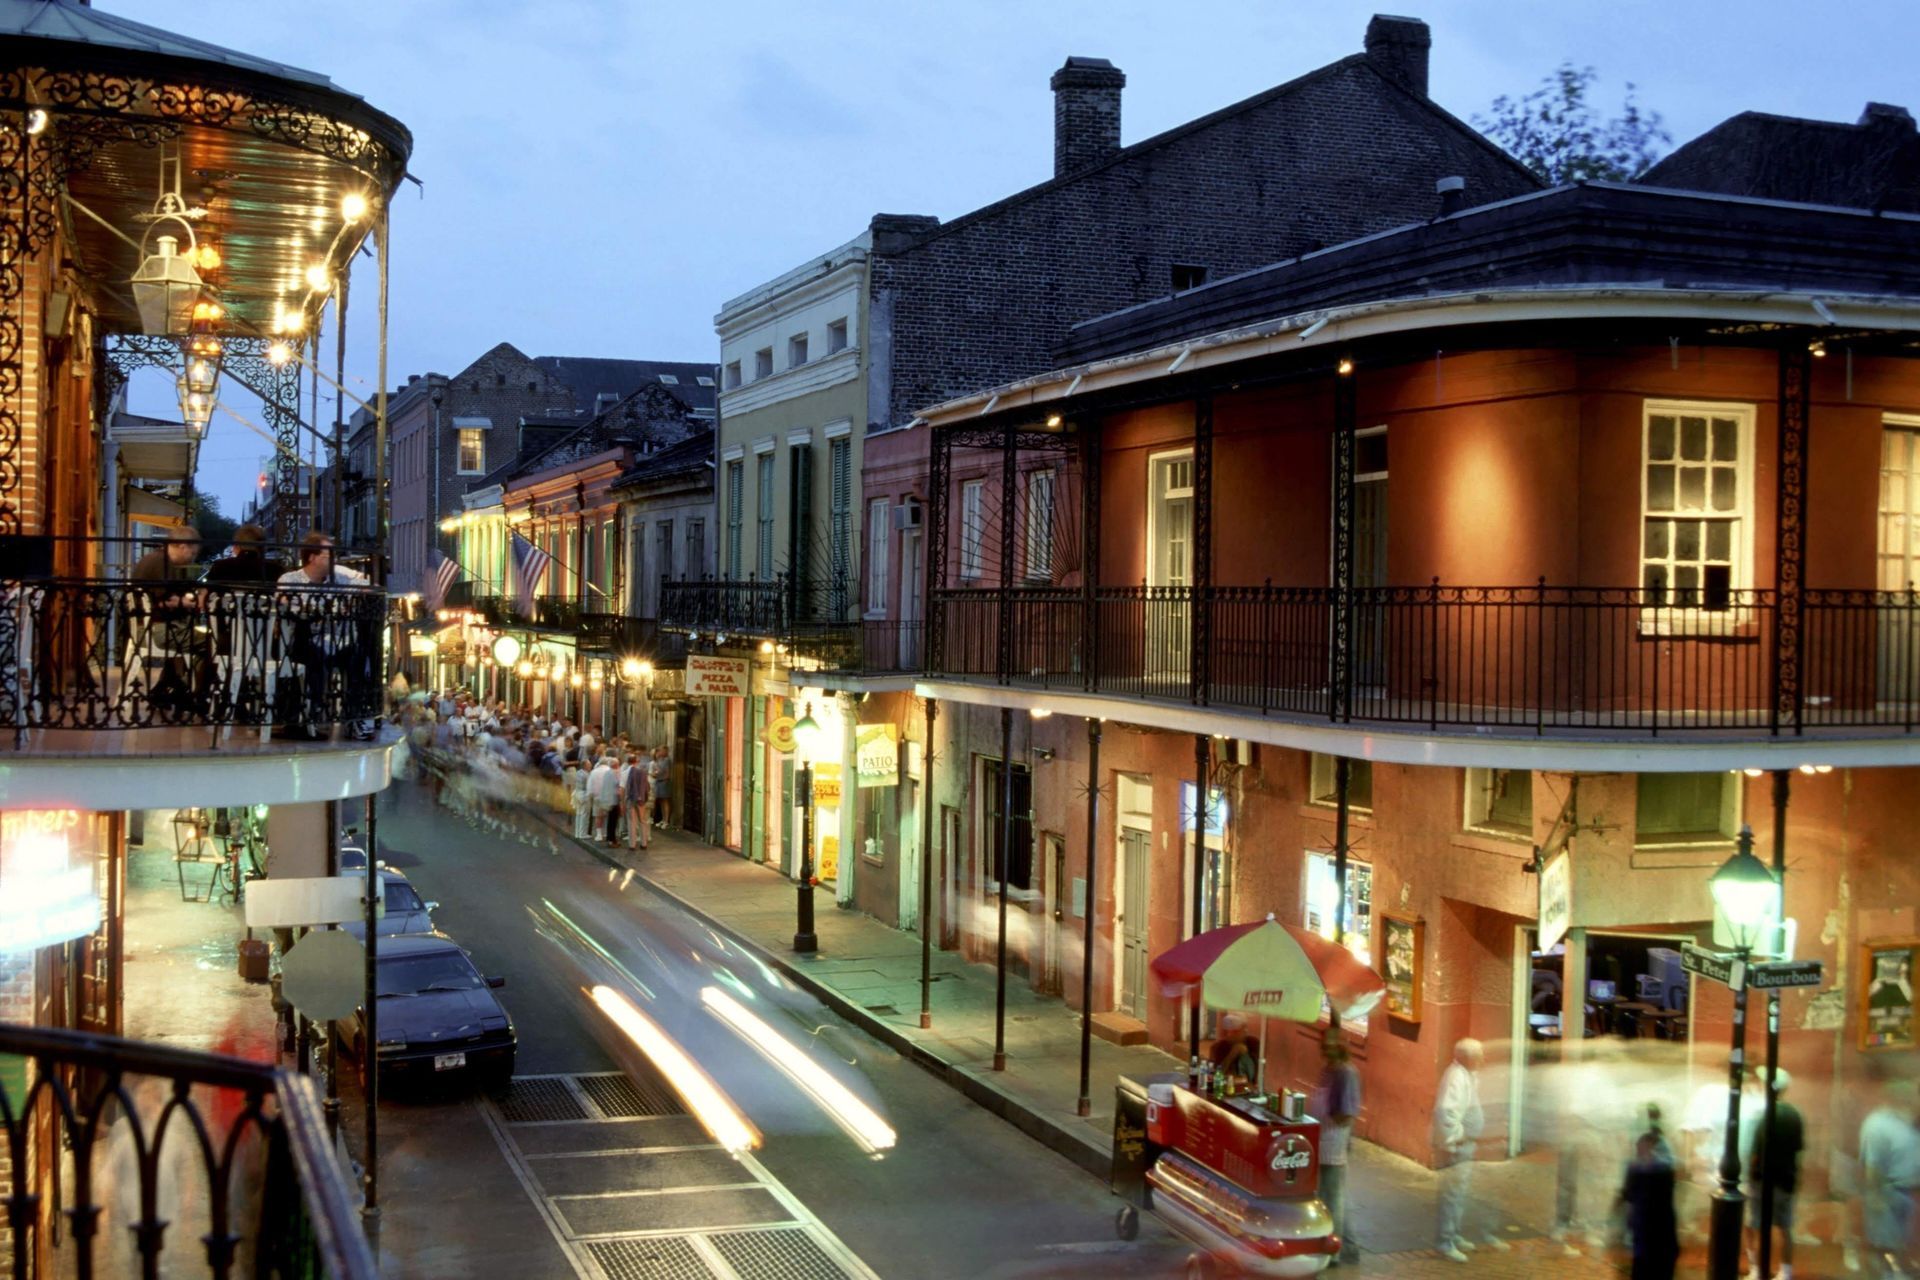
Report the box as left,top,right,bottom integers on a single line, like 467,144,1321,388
981,758,1033,892
1305,850,1372,1033
1466,767,1532,837
860,785,897,862
1309,754,1372,810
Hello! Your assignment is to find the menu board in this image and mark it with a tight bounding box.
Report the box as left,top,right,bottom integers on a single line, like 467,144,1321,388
1379,912,1424,1024
1861,937,1918,1051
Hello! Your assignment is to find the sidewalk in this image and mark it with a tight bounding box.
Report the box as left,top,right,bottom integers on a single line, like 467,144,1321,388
528,810,1667,1274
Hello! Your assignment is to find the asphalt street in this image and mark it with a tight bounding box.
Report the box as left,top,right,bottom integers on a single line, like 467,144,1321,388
332,781,1190,1280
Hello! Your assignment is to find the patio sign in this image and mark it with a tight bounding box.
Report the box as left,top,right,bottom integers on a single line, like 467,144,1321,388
687,655,750,698
0,810,99,954
856,723,899,788
1861,936,1918,1051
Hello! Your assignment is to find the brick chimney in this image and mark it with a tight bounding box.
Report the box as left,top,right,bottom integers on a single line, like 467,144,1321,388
1365,14,1431,98
1051,56,1126,177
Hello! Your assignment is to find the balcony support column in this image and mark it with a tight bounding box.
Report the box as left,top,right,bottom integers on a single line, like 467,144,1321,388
998,418,1016,686
1774,343,1810,736
927,429,952,674
920,695,938,1029
993,706,1013,1071
1080,419,1102,692
1189,734,1210,1067
1078,716,1102,1115
1191,396,1213,706
1331,360,1357,722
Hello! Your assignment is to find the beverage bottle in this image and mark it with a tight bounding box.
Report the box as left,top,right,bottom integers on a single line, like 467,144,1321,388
1189,1055,1202,1089
1198,1059,1213,1096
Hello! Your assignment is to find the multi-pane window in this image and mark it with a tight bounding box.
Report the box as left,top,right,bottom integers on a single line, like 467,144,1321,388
1643,402,1751,609
1309,754,1373,810
1305,852,1372,962
756,452,776,578
829,438,852,590
457,427,485,474
656,520,674,611
981,758,1034,892
1636,772,1739,845
1465,768,1532,837
725,462,744,578
1025,470,1055,581
827,318,849,354
960,480,986,578
867,498,889,615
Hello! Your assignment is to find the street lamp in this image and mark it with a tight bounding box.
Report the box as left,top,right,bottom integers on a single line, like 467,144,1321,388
1706,827,1780,1280
792,704,825,953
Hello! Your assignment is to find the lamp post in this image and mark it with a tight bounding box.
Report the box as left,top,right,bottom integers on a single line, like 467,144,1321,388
792,704,823,953
1706,827,1782,1280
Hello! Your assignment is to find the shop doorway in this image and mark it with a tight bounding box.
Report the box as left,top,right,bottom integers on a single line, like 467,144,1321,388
1040,832,1066,995
675,702,705,837
1114,774,1154,1021
900,528,924,668
940,806,961,949
1147,449,1194,679
1880,418,1920,702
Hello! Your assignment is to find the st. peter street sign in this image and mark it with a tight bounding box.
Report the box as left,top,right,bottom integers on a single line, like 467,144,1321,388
1684,943,1823,991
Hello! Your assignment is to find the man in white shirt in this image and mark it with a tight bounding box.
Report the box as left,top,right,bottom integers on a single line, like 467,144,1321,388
276,530,372,734
1861,1078,1920,1277
587,753,620,845
1433,1038,1502,1262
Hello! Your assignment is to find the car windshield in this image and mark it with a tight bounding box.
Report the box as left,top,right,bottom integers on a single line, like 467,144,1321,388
376,950,481,997
385,880,426,913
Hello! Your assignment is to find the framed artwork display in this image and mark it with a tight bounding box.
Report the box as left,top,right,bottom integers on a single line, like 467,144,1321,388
1860,936,1918,1051
1379,911,1424,1024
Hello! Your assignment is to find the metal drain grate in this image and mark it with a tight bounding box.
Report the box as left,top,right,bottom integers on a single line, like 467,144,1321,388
586,1236,716,1280
496,1076,588,1123
707,1227,849,1280
575,1070,684,1118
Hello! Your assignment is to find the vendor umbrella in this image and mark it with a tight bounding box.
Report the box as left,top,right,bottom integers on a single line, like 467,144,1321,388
1151,914,1386,1024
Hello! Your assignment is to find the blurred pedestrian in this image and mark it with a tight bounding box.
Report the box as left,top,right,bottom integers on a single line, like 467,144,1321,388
650,744,672,829
1433,1038,1502,1262
588,752,620,845
1618,1121,1680,1280
623,751,650,851
1746,1067,1804,1280
1861,1078,1920,1279
1315,1027,1362,1265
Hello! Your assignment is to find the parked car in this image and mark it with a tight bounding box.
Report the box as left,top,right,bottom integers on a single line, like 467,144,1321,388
339,867,437,939
335,933,515,1089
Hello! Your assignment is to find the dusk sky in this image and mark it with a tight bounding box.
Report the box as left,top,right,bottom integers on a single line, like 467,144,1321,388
113,0,1920,515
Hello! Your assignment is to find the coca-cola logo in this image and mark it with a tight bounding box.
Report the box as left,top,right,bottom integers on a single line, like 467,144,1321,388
1269,1134,1313,1180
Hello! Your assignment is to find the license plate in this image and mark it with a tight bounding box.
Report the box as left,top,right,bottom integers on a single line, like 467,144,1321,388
433,1052,466,1071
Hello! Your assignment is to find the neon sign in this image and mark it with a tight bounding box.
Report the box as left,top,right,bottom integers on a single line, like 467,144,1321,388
0,810,100,953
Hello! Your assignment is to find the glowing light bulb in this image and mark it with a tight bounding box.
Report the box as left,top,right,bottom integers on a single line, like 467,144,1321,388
267,342,293,366
341,192,369,222
304,264,331,293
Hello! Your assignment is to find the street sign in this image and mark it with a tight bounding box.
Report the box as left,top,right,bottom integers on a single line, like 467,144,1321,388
245,875,376,930
1749,960,1824,990
279,929,365,1022
1682,943,1742,988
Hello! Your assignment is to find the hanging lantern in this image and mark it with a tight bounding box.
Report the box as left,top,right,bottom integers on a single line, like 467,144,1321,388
129,147,205,336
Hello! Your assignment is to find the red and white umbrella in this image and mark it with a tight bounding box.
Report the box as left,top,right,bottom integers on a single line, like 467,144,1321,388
1151,914,1386,1023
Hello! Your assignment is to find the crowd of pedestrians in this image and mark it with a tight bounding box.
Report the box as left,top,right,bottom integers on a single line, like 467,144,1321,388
395,688,674,851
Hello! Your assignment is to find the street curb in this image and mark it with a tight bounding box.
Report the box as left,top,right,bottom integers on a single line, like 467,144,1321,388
518,802,1115,1182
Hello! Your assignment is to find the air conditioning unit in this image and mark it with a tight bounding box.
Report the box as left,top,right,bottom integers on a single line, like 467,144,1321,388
892,501,924,531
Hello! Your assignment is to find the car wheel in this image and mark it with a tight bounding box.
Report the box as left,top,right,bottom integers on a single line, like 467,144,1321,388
483,1055,516,1095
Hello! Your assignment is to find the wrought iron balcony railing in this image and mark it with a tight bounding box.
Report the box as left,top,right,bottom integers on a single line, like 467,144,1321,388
859,619,925,674
1,578,388,746
465,593,587,633
660,577,860,645
931,582,1920,737
578,614,686,664
0,1022,376,1279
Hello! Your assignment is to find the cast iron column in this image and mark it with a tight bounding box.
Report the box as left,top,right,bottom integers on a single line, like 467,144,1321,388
920,696,937,1028
1773,343,1809,735
793,755,817,952
1331,360,1357,722
363,195,392,1224
1190,396,1213,705
993,706,1014,1071
998,418,1016,686
926,429,951,674
1758,769,1791,1279
1080,419,1101,692
1078,717,1102,1116
1709,831,1758,1280
1189,734,1209,1066
1331,756,1352,1031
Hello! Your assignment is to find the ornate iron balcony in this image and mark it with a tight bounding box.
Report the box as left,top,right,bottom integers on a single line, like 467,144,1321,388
929,582,1920,737
660,577,860,647
0,1022,376,1279
1,578,387,747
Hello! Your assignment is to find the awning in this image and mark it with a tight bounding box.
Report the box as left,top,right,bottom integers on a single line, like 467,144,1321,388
124,486,187,528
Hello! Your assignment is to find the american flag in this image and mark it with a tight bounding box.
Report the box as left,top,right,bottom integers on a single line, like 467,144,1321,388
424,551,462,613
506,532,552,617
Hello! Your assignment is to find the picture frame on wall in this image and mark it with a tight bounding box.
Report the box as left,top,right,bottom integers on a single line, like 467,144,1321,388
1379,911,1424,1024
1860,936,1918,1052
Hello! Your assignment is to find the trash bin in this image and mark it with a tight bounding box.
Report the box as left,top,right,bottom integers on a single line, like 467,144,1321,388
1112,1071,1180,1207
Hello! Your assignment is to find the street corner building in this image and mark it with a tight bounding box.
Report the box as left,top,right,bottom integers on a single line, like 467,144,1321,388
0,1,410,1275
665,9,1920,1197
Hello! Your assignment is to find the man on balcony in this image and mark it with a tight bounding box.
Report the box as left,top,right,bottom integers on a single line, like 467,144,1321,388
277,531,372,738
130,525,204,722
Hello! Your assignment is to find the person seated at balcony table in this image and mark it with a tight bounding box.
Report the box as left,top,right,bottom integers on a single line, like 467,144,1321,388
202,524,283,584
201,525,284,721
129,525,205,721
276,530,370,737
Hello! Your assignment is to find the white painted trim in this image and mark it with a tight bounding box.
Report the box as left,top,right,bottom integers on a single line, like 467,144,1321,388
752,436,777,455
910,679,1920,771
720,444,745,462
1639,398,1757,611
823,419,853,440
716,345,860,416
0,746,393,810
451,416,493,429
786,427,814,447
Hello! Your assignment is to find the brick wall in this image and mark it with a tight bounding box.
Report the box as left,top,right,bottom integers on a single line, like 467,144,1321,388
868,55,1537,430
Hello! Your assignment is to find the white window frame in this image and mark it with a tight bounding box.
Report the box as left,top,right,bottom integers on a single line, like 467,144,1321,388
1309,753,1373,812
1640,399,1756,635
789,332,810,368
1463,767,1532,841
756,452,776,579
1634,772,1742,848
456,426,486,475
725,460,745,579
658,373,680,385
1025,469,1055,583
1304,850,1371,1037
960,480,986,579
827,318,849,355
867,497,890,618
